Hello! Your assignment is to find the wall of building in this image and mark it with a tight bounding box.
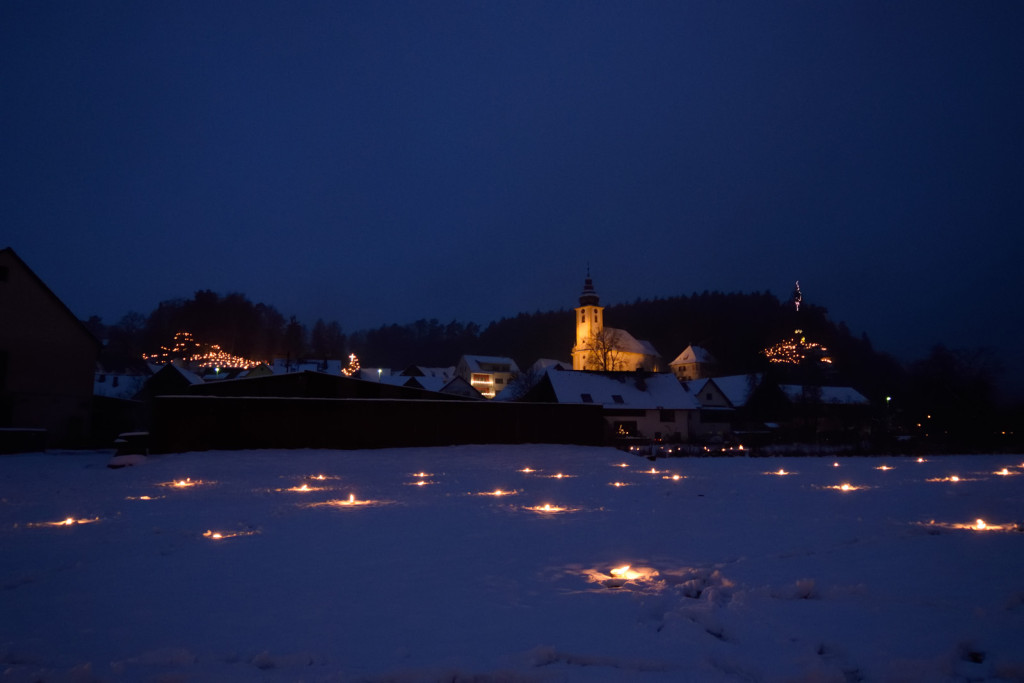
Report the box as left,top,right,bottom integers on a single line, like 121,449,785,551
0,250,98,448
149,396,606,453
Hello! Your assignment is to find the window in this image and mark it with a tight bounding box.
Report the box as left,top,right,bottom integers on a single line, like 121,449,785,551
581,311,586,323
660,410,675,422
471,373,492,385
614,421,637,436
611,395,624,404
580,393,593,403
494,377,503,385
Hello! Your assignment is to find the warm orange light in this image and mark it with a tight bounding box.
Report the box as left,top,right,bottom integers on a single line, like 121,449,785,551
525,503,573,514
609,481,629,487
832,462,840,468
663,474,683,481
203,529,257,540
768,468,791,476
613,463,630,468
412,472,432,478
610,565,642,581
826,483,865,492
875,465,893,471
916,457,927,463
479,488,516,497
927,475,965,483
995,468,1014,476
519,467,536,473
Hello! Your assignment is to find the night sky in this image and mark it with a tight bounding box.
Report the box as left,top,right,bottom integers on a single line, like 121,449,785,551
3,2,1022,385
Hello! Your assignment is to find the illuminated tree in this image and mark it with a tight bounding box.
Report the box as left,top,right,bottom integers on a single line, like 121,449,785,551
583,328,628,371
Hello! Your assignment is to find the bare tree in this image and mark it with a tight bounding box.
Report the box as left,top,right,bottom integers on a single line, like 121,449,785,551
583,328,628,371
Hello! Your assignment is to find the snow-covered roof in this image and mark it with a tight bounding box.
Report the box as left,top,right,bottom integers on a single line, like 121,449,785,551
544,371,699,410
460,355,520,373
606,328,660,358
530,358,571,373
401,366,455,380
670,345,716,366
711,374,762,408
93,372,148,400
779,385,870,406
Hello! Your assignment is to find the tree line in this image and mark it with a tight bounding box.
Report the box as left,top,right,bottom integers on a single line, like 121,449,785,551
83,288,1018,450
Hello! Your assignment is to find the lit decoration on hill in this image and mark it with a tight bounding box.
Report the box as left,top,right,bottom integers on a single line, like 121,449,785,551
143,331,261,370
341,353,361,377
762,329,833,366
792,281,802,311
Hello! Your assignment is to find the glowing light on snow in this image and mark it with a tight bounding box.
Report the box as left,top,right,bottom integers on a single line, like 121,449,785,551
125,495,161,501
159,478,209,489
405,479,435,487
31,516,100,528
994,468,1016,476
875,465,893,471
613,463,630,468
518,467,536,473
547,473,573,479
663,474,684,481
478,488,516,497
306,493,388,509
524,503,575,514
609,481,630,487
927,475,966,483
916,457,928,463
411,472,433,478
920,518,1015,532
768,469,792,476
826,483,866,492
582,563,660,589
832,462,840,468
641,467,664,475
203,529,257,540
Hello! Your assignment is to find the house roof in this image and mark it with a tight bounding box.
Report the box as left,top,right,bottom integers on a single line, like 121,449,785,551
1,247,101,351
684,374,762,408
543,370,700,410
605,327,660,358
460,355,520,373
670,345,716,366
779,385,870,406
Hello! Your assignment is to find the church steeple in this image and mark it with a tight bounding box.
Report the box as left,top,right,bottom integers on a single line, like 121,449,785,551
579,267,600,307
572,269,604,370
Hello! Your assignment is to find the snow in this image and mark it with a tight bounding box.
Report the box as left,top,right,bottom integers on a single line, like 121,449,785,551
2,446,1023,682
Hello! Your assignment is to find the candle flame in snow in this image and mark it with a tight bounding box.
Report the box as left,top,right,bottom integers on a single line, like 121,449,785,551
875,465,893,471
994,468,1015,476
826,483,866,492
609,481,630,487
768,469,791,476
927,475,965,483
518,467,536,473
920,518,1015,532
478,488,516,497
663,474,684,481
31,516,100,527
524,503,574,514
203,529,258,540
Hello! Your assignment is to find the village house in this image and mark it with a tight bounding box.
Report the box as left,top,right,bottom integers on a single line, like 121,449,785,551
521,369,700,443
669,345,718,380
456,354,520,399
0,247,101,450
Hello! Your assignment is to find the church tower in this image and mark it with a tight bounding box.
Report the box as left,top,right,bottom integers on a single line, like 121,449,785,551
572,271,604,370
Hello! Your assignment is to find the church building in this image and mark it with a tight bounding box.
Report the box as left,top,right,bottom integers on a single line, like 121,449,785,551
571,273,662,372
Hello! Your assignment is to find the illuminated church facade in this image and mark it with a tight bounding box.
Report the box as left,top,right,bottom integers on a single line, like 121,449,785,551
571,273,662,372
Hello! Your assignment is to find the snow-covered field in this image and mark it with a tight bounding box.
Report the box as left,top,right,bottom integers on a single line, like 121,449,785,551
2,445,1023,682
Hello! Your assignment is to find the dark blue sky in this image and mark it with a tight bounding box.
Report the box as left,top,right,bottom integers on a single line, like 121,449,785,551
3,2,1022,380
